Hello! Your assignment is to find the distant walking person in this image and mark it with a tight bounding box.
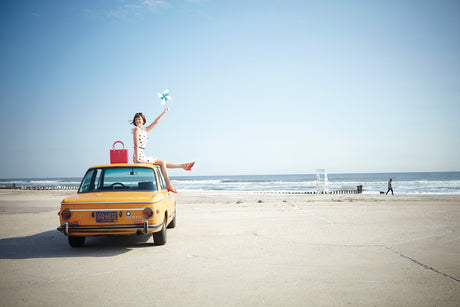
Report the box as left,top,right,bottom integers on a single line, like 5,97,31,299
386,179,394,195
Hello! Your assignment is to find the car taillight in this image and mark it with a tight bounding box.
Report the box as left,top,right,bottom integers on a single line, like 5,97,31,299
143,207,154,219
61,209,72,220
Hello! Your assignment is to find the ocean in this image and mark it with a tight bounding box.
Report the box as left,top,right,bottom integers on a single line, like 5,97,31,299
1,172,460,195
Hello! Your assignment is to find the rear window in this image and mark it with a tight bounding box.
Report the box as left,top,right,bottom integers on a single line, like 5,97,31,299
78,167,158,193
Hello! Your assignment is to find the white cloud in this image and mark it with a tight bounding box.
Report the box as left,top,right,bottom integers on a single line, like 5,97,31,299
82,0,171,21
142,0,169,6
184,0,209,3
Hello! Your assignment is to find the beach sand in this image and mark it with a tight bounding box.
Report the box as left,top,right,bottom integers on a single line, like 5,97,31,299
0,190,459,306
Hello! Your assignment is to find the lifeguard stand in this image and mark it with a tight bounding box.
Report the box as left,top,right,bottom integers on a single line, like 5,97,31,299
316,169,329,193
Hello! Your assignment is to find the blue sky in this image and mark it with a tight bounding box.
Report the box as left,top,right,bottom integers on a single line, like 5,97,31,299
1,0,459,178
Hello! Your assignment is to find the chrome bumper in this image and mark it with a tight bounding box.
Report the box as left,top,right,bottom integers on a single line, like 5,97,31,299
57,220,163,236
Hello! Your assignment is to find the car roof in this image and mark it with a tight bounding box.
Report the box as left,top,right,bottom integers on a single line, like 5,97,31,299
88,163,157,169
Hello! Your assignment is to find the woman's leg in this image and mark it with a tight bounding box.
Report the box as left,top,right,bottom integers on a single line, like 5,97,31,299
153,159,174,187
165,162,187,169
165,161,195,170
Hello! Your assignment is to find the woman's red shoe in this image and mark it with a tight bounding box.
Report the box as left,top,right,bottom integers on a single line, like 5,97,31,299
184,161,195,171
167,185,178,193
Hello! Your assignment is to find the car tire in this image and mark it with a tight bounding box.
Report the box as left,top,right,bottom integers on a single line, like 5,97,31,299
153,219,167,245
167,212,176,229
68,236,85,248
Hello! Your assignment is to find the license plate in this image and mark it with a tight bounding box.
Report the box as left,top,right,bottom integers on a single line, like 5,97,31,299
96,211,118,223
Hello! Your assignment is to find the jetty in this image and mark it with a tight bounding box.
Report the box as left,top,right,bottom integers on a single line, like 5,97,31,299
255,185,363,195
0,184,78,190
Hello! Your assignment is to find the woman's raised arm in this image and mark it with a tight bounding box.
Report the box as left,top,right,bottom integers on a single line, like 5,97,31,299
145,107,169,132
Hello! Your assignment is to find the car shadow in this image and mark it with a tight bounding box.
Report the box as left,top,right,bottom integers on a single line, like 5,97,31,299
0,230,156,260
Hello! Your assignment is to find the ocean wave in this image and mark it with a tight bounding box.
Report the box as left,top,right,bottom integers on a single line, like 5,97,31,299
221,179,280,183
3,173,460,194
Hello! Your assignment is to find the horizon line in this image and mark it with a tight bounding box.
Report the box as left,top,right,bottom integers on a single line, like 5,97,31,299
2,170,460,180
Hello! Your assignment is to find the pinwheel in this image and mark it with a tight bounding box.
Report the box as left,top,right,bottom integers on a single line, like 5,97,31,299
157,89,172,105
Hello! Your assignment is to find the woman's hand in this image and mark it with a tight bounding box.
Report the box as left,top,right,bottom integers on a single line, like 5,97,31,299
163,106,169,114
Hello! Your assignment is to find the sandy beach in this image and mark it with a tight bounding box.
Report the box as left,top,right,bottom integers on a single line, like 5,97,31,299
0,190,459,306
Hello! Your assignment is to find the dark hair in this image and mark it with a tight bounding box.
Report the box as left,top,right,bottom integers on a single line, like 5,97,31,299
131,112,146,125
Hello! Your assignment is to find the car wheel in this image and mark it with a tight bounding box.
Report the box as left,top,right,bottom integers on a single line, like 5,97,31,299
167,212,176,229
153,219,167,245
68,236,85,248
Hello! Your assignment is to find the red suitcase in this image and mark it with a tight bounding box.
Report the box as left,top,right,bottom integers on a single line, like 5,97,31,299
110,141,129,164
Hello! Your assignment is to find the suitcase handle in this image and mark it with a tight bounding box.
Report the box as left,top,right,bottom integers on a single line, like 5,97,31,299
112,141,125,150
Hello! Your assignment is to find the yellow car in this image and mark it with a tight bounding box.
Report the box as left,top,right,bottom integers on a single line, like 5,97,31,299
57,164,176,247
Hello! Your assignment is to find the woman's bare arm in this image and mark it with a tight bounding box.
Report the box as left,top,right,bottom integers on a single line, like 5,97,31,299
145,107,169,132
133,127,140,162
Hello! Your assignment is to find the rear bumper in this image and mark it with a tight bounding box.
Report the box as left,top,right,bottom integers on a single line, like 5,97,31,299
57,220,163,236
